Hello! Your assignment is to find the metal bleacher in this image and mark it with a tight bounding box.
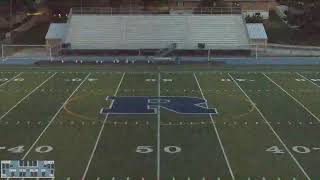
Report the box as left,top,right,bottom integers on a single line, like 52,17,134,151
188,15,249,49
65,14,249,50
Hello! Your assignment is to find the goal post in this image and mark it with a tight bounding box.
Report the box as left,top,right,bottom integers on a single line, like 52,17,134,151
1,44,53,61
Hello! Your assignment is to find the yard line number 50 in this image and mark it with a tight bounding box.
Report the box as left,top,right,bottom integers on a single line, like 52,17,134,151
136,146,181,154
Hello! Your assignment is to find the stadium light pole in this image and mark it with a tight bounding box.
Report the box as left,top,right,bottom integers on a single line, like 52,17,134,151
49,47,52,61
1,44,4,59
80,0,83,14
10,0,12,30
255,44,258,60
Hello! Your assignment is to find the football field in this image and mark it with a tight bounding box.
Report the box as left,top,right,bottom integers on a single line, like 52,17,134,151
0,68,320,180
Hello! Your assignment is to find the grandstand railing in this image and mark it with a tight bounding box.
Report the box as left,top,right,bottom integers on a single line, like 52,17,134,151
11,43,320,62
3,43,320,65
70,7,242,15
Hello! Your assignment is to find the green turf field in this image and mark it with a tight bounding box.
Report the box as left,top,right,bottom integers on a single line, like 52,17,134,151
0,68,320,180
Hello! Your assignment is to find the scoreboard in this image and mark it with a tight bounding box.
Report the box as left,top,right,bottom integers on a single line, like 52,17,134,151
1,160,54,178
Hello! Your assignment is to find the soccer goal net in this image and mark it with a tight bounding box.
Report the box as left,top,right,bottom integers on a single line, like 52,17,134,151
1,44,53,60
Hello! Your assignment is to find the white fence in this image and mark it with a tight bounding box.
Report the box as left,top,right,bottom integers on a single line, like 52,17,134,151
260,43,320,56
1,44,53,60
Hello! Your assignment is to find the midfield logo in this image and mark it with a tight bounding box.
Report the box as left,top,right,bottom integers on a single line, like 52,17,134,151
101,96,217,115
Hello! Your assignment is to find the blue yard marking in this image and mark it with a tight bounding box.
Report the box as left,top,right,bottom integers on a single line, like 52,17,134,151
101,96,217,115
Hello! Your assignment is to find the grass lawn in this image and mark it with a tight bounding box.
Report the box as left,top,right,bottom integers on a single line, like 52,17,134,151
0,67,320,179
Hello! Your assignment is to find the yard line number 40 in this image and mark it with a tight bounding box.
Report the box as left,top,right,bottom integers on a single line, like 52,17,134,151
4,145,53,154
266,145,320,154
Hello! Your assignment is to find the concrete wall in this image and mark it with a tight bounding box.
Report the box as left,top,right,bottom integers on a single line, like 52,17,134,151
250,39,268,48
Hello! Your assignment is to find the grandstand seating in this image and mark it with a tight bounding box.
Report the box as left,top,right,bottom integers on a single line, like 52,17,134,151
65,14,249,50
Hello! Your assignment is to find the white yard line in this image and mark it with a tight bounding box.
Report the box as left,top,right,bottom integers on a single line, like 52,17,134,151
0,73,57,122
263,73,320,123
81,72,125,180
228,73,311,180
296,72,320,89
157,73,161,180
0,72,23,88
22,73,91,160
193,73,235,180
